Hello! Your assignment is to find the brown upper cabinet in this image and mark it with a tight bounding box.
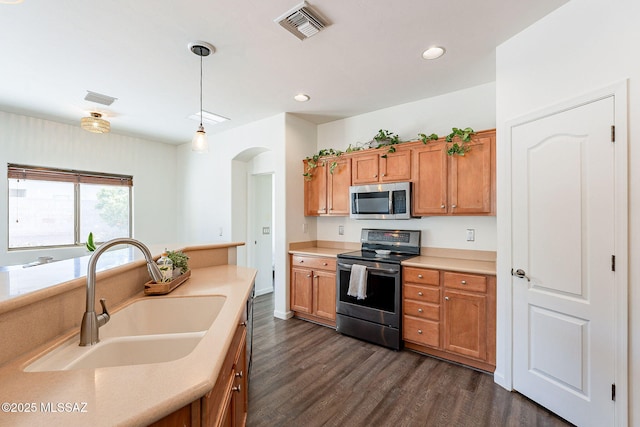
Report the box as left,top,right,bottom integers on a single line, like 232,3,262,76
351,148,412,185
302,129,495,218
413,130,495,216
304,157,351,216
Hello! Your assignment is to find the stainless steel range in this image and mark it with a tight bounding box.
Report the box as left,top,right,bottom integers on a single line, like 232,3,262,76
336,229,421,350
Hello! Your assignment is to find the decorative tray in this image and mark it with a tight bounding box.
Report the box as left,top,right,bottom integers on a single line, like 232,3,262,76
144,270,191,295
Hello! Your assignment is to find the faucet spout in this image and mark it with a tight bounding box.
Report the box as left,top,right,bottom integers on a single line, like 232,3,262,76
79,238,164,346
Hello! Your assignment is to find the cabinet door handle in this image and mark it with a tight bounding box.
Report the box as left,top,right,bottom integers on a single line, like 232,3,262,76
440,204,446,209
373,174,378,178
417,329,423,334
299,259,304,263
306,274,312,278
418,274,423,279
381,173,386,177
444,296,450,301
461,280,467,285
232,384,241,393
323,262,328,266
313,275,319,279
418,308,423,313
451,204,457,208
235,371,244,378
417,291,423,296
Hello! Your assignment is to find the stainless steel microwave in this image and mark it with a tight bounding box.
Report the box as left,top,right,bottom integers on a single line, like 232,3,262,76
349,182,412,220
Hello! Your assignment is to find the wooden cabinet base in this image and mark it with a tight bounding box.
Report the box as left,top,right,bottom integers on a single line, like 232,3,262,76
404,341,496,373
293,311,336,328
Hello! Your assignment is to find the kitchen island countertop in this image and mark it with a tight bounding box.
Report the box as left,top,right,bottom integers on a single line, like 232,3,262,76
0,252,256,426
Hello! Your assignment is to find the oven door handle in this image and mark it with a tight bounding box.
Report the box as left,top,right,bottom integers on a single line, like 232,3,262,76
337,262,399,274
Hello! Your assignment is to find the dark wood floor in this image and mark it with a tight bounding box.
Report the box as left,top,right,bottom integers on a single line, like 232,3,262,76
247,294,573,427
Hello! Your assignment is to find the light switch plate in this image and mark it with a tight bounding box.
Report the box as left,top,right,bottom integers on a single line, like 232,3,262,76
466,228,475,242
338,225,344,235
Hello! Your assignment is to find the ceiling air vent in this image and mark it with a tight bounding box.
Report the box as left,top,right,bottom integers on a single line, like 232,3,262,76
275,2,328,40
84,91,117,106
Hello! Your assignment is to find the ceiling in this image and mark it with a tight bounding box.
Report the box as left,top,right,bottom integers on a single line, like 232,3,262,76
0,0,568,145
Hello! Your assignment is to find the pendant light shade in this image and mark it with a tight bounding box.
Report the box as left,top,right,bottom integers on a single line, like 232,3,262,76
190,41,215,153
192,124,207,152
81,112,110,134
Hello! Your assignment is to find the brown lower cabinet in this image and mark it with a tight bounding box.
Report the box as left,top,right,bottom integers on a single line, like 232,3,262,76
290,254,337,327
402,266,496,372
149,323,248,427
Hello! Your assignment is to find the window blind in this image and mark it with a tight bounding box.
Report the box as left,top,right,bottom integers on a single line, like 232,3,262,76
7,164,133,187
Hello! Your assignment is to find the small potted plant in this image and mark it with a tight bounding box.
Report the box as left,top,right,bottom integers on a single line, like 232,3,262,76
166,250,189,278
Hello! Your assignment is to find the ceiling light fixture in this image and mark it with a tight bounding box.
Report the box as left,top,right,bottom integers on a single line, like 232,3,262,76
80,112,110,134
294,93,310,102
189,41,215,153
0,0,24,4
422,46,446,60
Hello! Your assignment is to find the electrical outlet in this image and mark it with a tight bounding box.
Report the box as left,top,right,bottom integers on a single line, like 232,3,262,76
262,227,270,235
338,225,344,235
219,227,223,237
302,223,308,233
466,229,475,242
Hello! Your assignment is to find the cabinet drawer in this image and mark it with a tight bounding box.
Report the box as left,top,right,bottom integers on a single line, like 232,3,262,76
403,300,439,321
443,272,487,293
292,255,336,271
403,267,439,286
403,284,440,304
403,316,439,347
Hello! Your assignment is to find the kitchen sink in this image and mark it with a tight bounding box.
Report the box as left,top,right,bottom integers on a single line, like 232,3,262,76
24,295,226,372
100,295,226,338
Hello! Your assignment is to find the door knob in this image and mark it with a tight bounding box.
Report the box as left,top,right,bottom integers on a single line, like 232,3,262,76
511,268,531,282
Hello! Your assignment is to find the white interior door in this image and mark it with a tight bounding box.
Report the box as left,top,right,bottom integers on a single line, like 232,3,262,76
511,96,616,426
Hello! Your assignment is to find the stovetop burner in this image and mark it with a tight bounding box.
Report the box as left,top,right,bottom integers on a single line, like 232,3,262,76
337,249,417,264
337,228,421,265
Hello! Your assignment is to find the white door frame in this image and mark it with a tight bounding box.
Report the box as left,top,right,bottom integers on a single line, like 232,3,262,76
497,80,628,425
247,172,275,296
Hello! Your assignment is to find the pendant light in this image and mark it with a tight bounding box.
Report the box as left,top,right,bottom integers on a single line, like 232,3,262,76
189,41,215,153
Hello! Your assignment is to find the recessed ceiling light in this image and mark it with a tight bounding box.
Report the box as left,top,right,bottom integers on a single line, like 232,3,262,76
0,0,24,3
422,46,445,60
294,93,310,102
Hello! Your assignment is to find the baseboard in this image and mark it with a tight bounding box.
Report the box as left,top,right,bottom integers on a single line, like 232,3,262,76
274,309,293,320
254,288,273,297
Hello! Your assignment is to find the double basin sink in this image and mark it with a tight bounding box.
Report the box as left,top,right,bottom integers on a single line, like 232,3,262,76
25,295,226,372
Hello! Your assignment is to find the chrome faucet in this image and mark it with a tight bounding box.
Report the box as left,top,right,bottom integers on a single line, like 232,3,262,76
79,238,164,346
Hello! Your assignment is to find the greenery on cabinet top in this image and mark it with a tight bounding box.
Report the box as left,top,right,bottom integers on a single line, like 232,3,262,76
303,127,476,180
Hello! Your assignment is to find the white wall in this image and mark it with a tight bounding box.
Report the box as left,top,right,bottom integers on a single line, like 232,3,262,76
496,0,639,423
316,82,497,251
0,110,177,266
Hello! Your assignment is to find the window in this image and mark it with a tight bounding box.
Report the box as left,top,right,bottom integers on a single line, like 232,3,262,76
8,164,132,249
